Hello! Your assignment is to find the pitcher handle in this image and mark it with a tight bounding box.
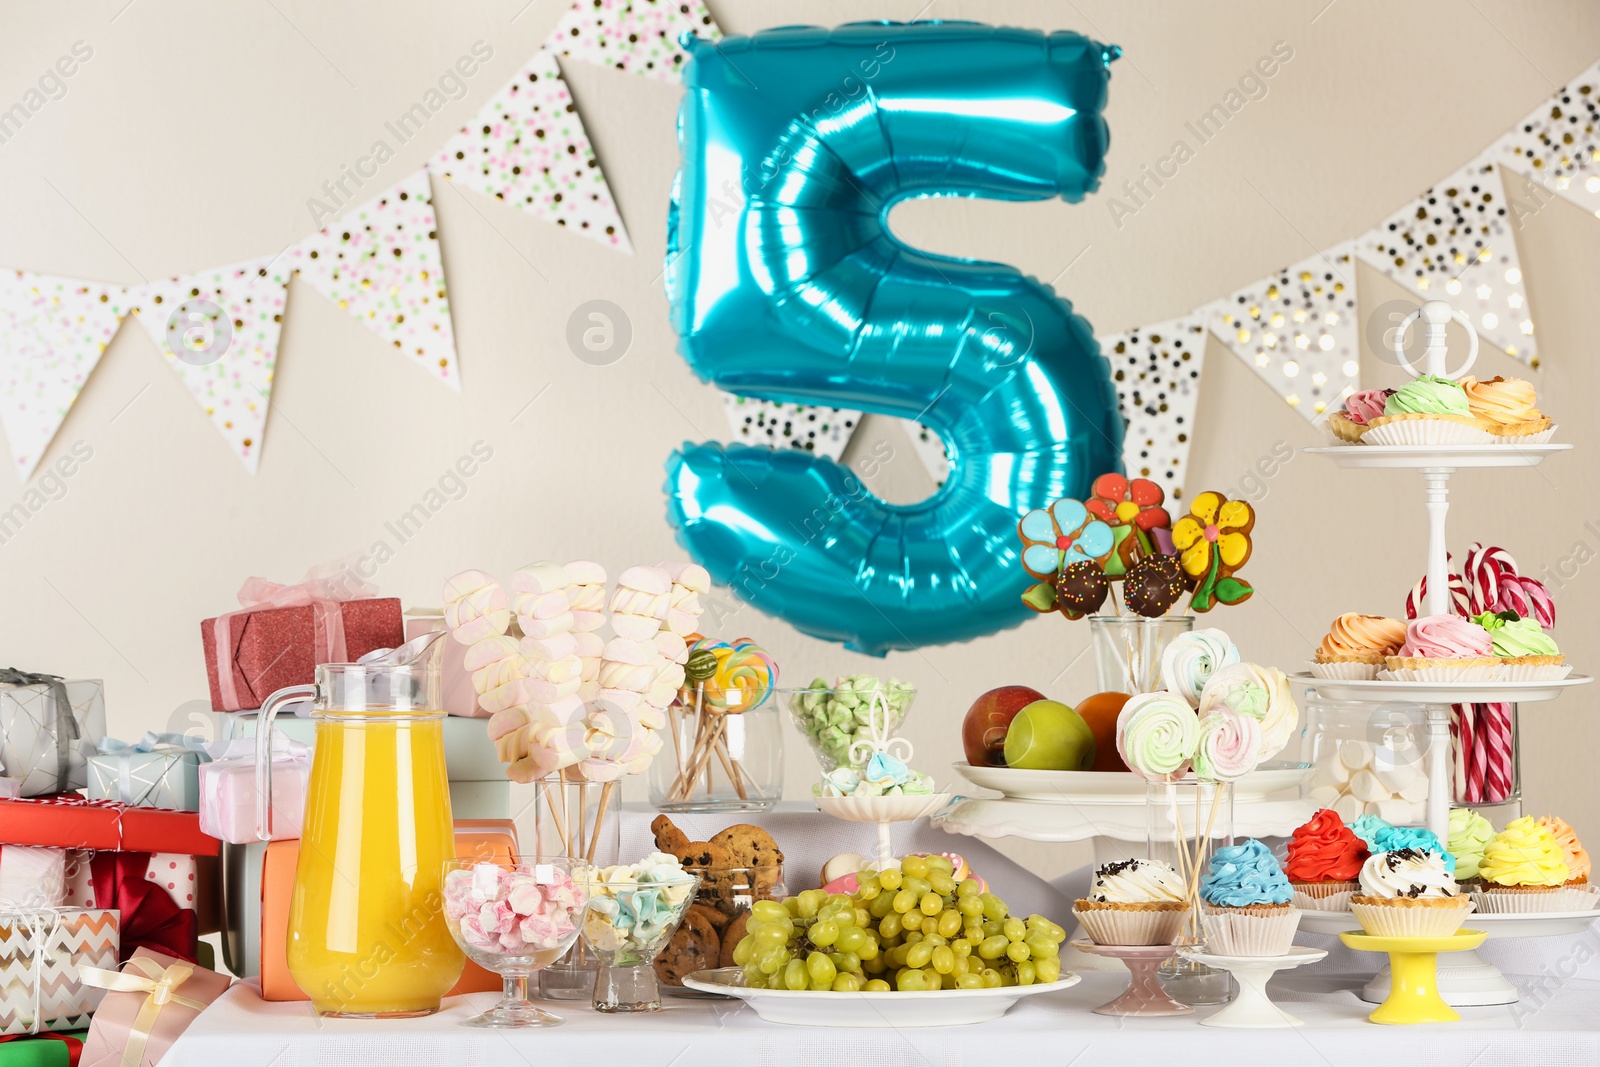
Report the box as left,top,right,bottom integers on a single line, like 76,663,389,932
256,683,315,842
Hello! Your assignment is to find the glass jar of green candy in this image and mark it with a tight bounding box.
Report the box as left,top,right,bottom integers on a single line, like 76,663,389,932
784,676,916,772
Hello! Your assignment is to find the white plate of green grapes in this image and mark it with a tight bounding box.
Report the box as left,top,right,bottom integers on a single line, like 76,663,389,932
681,856,1080,1026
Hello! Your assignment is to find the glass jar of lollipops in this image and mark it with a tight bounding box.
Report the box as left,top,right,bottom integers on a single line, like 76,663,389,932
648,684,783,813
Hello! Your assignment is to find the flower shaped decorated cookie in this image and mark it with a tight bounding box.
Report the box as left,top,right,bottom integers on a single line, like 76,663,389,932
1086,473,1174,577
1171,491,1255,612
1018,498,1114,581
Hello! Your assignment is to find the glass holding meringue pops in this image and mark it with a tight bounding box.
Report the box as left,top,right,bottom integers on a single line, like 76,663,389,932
650,683,783,812
441,858,590,1029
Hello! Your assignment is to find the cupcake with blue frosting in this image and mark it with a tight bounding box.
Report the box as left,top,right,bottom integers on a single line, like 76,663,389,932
1199,839,1301,955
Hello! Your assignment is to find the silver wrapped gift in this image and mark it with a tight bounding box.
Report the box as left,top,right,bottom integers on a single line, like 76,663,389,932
85,732,205,810
0,671,106,796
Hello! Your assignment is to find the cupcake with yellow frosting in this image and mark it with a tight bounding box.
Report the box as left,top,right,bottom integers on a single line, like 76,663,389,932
1461,375,1554,444
1362,375,1495,446
1448,808,1495,888
1472,817,1583,912
1535,816,1592,890
1311,613,1407,680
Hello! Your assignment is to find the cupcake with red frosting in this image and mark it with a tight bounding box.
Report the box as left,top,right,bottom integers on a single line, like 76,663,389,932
1285,808,1369,909
1380,614,1498,681
1311,613,1407,680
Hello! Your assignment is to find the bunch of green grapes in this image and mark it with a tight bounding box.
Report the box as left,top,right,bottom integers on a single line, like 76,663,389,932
732,854,1068,992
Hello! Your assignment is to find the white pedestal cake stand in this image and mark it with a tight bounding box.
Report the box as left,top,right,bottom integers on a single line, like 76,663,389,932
1299,905,1600,1006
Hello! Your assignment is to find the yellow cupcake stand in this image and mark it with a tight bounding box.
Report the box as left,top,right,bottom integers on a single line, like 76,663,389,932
1338,929,1487,1024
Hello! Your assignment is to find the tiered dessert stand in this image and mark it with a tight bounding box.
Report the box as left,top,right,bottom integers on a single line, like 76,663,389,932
1297,300,1596,1005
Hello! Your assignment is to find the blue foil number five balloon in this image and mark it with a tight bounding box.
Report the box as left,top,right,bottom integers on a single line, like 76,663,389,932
663,22,1124,655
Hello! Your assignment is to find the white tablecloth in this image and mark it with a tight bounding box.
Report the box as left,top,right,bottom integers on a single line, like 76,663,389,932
167,807,1600,1066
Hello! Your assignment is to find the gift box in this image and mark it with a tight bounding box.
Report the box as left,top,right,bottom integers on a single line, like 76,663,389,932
200,584,402,712
404,612,480,717
84,735,204,812
227,712,498,780
61,854,196,965
0,910,119,1036
0,675,105,798
0,1029,87,1067
0,849,65,911
258,819,517,1000
0,799,216,857
78,948,229,1067
195,737,310,845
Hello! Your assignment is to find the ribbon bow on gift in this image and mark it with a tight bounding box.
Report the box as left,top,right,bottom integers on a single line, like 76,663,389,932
0,669,80,794
80,957,208,1067
94,734,207,807
0,903,63,1035
212,560,378,709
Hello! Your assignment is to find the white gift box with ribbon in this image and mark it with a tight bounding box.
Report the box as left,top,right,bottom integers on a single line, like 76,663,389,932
86,733,207,811
0,672,106,796
0,906,120,1035
195,736,311,845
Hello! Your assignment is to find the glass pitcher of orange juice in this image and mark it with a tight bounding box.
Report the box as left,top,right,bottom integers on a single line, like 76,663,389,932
258,661,464,1017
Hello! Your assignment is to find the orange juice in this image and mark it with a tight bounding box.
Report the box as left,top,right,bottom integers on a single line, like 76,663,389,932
286,712,465,1016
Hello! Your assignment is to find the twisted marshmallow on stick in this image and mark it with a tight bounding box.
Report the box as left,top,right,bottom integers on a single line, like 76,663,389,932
578,566,673,780
510,561,590,779
443,571,543,774
646,561,709,711
565,560,608,702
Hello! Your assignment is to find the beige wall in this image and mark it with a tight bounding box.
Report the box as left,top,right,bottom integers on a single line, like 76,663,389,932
2,1,1596,879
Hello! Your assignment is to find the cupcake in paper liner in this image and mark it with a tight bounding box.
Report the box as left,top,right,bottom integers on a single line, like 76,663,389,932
1473,611,1571,680
1072,858,1189,946
1536,815,1591,889
1471,817,1577,912
1284,808,1368,910
1311,612,1406,680
1327,388,1390,444
1349,848,1473,936
1449,808,1496,890
1362,375,1497,445
1462,375,1554,444
1197,839,1299,956
1380,614,1497,680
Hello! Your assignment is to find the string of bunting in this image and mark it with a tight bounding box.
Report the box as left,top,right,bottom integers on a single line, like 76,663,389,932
0,32,1593,493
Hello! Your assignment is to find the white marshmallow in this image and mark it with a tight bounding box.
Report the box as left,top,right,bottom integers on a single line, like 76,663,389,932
616,565,670,596
598,688,645,713
1312,760,1350,790
1332,794,1363,821
656,561,710,592
519,613,574,639
571,610,607,632
536,655,584,685
1375,798,1414,824
1348,769,1387,803
510,561,569,595
464,635,520,671
1398,777,1430,802
514,590,570,620
612,613,664,641
1307,785,1341,806
1374,761,1419,792
520,632,577,662
527,694,586,728
563,559,607,585
665,608,703,636
526,676,581,704
601,638,654,666
653,631,689,664
441,569,500,602
1338,740,1373,770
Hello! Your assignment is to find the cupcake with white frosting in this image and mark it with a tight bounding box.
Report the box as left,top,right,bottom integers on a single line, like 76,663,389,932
1349,847,1473,936
1072,859,1188,946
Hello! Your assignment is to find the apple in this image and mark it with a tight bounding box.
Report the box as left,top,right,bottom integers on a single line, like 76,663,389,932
1003,699,1096,771
962,686,1046,766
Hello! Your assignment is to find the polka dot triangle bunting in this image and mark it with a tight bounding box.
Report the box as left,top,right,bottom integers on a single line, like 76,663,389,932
548,0,720,84
0,271,124,480
1353,157,1537,367
1100,316,1208,501
289,170,459,391
430,49,631,253
1493,59,1600,224
1205,244,1361,421
110,257,292,474
719,394,860,462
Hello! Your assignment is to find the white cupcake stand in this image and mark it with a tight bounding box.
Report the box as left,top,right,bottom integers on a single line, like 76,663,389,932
1296,300,1596,1005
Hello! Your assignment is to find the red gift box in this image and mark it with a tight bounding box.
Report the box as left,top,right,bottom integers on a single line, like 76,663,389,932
0,797,217,857
200,597,402,711
62,852,198,965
